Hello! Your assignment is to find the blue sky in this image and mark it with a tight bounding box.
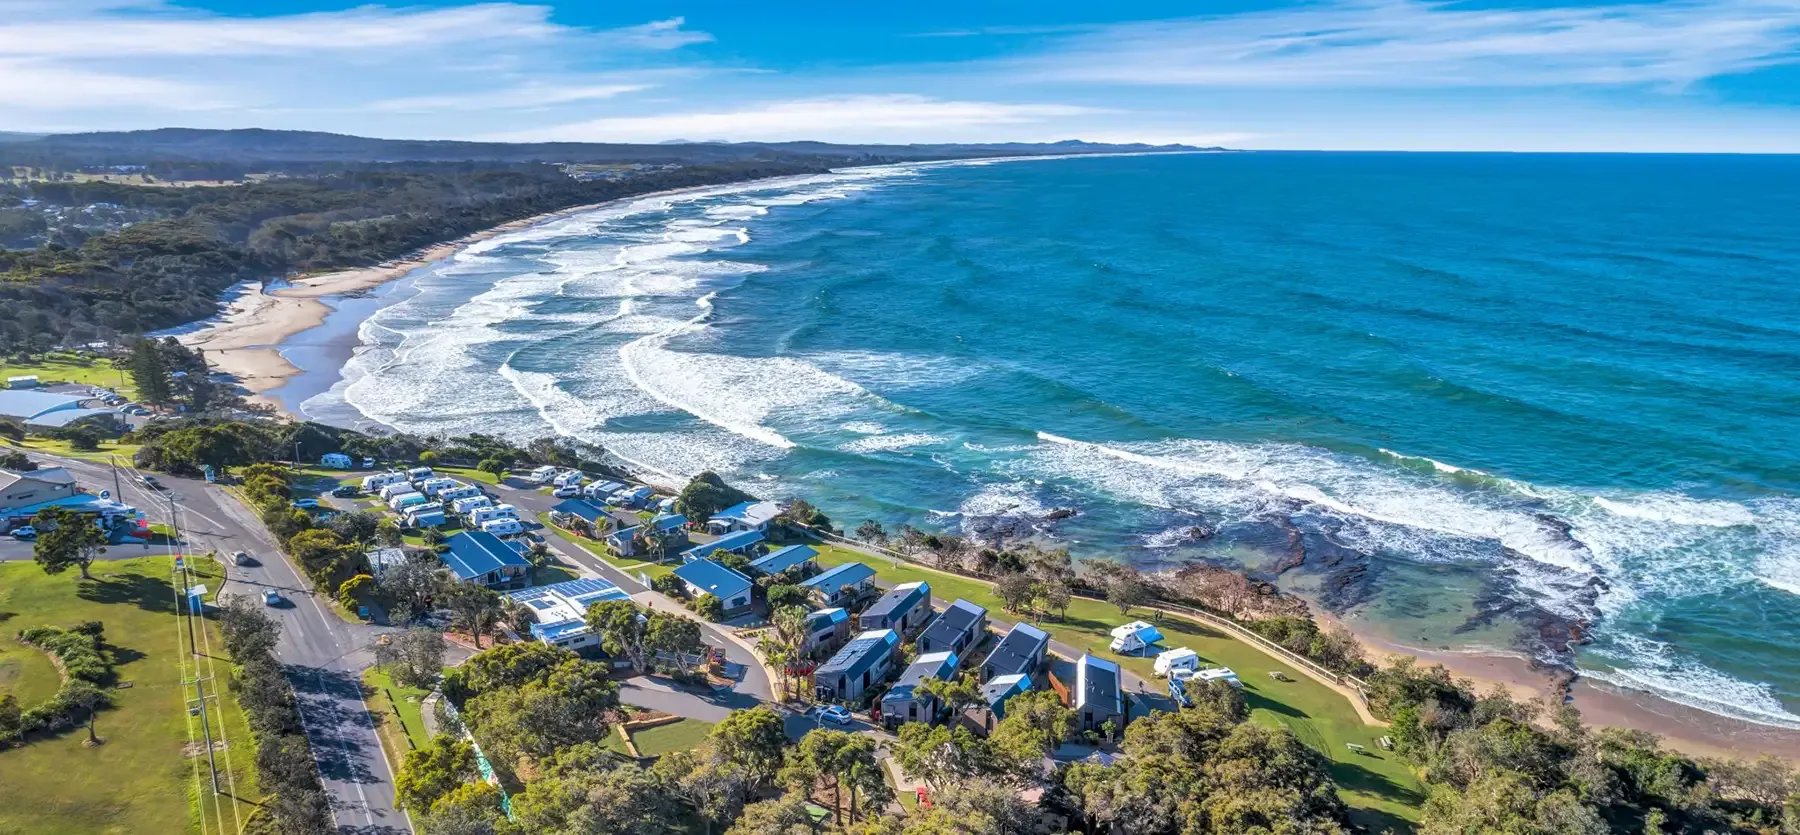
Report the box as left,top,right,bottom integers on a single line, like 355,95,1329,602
6,0,1800,151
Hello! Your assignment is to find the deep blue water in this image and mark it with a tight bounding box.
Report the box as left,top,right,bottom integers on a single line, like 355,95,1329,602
302,152,1800,727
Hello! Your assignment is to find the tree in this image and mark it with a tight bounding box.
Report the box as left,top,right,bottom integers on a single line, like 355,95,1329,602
993,571,1036,614
676,471,754,520
380,553,446,623
726,792,817,835
919,778,1052,835
1036,581,1071,622
694,593,726,622
31,505,107,580
988,690,1074,781
329,510,381,546
396,736,478,811
337,573,375,608
1088,558,1150,615
586,599,652,671
646,611,706,676
442,583,503,649
0,450,36,471
1185,678,1249,721
508,762,679,835
287,528,354,585
464,667,618,780
441,641,576,703
377,627,446,689
0,692,21,744
854,519,888,546
708,706,789,791
476,457,507,481
892,723,998,790
126,337,172,405
64,680,109,745
416,782,506,835
916,673,984,719
766,584,810,612
418,450,439,466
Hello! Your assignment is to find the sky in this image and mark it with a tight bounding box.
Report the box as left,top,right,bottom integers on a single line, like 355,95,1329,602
6,0,1800,151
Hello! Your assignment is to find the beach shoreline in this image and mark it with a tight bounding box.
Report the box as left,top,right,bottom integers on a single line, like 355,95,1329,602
1346,623,1800,761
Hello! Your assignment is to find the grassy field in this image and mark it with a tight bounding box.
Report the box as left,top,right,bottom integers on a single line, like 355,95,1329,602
0,636,63,706
539,514,676,581
624,718,714,757
0,556,261,835
9,436,143,464
805,542,1424,827
437,466,500,486
0,353,133,398
361,666,433,772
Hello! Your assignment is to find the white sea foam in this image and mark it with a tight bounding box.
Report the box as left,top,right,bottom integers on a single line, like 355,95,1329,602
841,421,888,435
958,482,1050,519
1584,633,1800,729
1593,495,1757,528
840,433,945,454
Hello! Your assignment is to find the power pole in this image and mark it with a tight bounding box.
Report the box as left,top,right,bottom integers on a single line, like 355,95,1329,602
108,455,123,502
186,674,220,795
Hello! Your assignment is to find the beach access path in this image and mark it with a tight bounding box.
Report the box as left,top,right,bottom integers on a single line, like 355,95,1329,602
35,451,412,835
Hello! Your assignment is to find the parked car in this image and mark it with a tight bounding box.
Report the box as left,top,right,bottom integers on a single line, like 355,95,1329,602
330,485,360,498
140,474,161,489
292,498,319,509
552,485,583,498
232,551,253,566
817,705,854,726
262,588,282,606
8,526,37,540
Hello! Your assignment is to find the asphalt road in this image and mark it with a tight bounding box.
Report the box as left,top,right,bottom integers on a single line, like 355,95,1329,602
34,453,409,835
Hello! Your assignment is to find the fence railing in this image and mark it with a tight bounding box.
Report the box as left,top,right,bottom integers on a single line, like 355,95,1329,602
800,525,1373,706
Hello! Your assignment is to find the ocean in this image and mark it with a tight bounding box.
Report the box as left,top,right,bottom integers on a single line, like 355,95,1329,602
291,152,1800,729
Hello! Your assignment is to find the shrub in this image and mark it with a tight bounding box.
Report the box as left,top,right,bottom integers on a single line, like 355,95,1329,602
693,593,725,622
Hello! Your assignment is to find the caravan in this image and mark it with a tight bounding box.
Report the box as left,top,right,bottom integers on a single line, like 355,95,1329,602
481,518,524,537
468,504,518,526
1153,647,1201,677
1108,621,1164,656
452,495,493,515
527,465,559,484
361,471,408,492
552,470,584,489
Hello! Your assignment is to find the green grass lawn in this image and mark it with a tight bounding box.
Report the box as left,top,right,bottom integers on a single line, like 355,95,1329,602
0,353,134,398
805,543,1425,827
625,718,714,757
539,514,676,581
10,436,143,464
362,666,433,771
532,560,580,586
437,465,499,486
0,556,261,835
0,636,63,706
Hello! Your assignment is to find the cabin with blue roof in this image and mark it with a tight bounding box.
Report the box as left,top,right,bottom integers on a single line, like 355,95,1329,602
508,578,632,651
441,530,532,588
918,599,988,657
706,500,781,533
680,528,764,563
800,562,877,608
605,525,641,557
804,607,851,655
975,673,1033,733
550,498,611,529
981,621,1050,682
860,581,932,637
749,544,816,577
882,650,960,726
648,513,690,547
672,559,755,617
814,628,899,703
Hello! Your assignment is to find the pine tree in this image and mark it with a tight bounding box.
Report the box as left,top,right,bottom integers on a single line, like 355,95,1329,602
127,338,172,404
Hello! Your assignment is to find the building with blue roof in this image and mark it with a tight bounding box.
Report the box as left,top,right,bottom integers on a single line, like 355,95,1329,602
975,673,1033,732
814,628,899,703
508,578,632,651
748,544,816,577
680,528,764,563
918,599,988,657
706,500,781,533
800,562,877,607
647,513,689,548
981,621,1050,682
882,650,960,726
441,530,532,588
860,580,932,637
672,559,754,616
0,390,119,428
550,498,610,527
804,607,850,655
605,525,642,558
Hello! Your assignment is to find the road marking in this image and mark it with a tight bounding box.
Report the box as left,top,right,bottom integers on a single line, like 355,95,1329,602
319,668,376,830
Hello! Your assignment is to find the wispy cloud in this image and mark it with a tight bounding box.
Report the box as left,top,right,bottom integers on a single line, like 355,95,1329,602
369,82,653,114
488,94,1103,142
1011,0,1800,89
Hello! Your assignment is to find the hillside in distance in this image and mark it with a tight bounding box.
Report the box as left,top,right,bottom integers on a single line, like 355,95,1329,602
5,127,1216,166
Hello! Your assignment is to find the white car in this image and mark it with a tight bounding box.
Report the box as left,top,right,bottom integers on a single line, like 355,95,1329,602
8,525,37,540
817,705,854,726
552,485,583,498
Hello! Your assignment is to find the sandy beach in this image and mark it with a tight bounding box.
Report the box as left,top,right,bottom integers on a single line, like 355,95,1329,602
1351,628,1800,761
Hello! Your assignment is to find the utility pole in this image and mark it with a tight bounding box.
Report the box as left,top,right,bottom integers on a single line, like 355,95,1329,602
108,455,123,502
186,674,220,795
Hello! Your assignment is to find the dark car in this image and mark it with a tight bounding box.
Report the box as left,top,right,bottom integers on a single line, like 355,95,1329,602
331,485,361,498
140,475,161,489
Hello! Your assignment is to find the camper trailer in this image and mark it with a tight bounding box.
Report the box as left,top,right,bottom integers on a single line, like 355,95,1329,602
1153,647,1201,678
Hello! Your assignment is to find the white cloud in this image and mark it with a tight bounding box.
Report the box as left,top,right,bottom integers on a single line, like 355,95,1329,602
488,94,1103,142
1012,0,1800,89
370,82,652,114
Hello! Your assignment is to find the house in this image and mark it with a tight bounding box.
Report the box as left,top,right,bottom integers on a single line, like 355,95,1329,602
1074,654,1126,733
647,513,689,546
706,500,782,534
583,480,625,500
553,470,584,489
1108,621,1164,656
917,599,988,657
672,559,755,617
605,525,641,557
441,531,532,587
1153,648,1201,678
480,518,524,537
860,581,932,636
800,562,878,608
1,466,79,516
679,529,764,563
452,495,493,515
748,544,816,577
361,471,409,492
882,650,960,726
527,465,559,484
508,577,632,651
814,629,899,703
974,673,1033,732
550,498,611,531
406,466,434,481
981,621,1050,683
319,452,353,469
804,607,851,655
388,491,427,512
618,486,656,508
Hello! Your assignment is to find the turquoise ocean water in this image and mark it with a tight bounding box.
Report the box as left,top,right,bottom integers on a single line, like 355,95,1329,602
296,152,1800,727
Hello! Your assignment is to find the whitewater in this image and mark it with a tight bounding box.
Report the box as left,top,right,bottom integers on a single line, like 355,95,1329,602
301,151,1800,729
